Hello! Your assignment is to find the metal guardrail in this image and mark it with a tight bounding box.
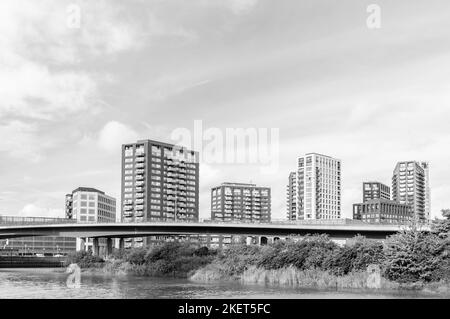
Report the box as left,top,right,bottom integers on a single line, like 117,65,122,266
0,216,431,227
0,216,76,226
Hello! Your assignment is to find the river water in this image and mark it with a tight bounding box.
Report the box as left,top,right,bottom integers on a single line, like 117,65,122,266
0,268,446,299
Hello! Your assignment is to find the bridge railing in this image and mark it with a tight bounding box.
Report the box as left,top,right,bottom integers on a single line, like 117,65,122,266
0,216,76,226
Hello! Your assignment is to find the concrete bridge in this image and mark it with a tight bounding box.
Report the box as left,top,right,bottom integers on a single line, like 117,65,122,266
0,220,420,256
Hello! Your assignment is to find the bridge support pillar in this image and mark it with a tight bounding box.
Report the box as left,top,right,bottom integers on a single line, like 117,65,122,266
119,238,125,250
246,236,253,245
93,238,100,256
106,238,113,256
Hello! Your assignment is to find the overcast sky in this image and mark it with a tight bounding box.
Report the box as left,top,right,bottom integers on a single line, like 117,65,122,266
1,0,450,220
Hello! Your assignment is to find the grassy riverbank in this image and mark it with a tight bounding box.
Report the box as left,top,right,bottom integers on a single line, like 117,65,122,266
66,242,216,278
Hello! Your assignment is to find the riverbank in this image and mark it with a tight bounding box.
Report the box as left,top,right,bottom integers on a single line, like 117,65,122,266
64,219,450,294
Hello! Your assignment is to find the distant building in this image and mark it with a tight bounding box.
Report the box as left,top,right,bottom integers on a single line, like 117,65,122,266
353,199,412,224
363,182,390,202
121,139,199,247
67,187,116,251
209,182,271,248
420,162,431,220
211,183,271,223
70,187,116,223
0,216,76,256
392,161,428,221
65,194,73,219
286,172,297,220
296,153,341,220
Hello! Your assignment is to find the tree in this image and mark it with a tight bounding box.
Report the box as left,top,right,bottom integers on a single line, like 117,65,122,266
383,228,446,283
442,209,450,220
431,209,450,239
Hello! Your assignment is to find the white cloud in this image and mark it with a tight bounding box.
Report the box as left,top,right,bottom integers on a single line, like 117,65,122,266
0,53,98,120
19,204,64,218
0,121,44,162
226,0,259,15
97,121,139,152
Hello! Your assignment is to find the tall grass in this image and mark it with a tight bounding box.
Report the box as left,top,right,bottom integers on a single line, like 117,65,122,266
239,266,400,289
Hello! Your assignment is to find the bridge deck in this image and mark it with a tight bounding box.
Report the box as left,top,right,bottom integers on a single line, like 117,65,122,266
0,221,425,240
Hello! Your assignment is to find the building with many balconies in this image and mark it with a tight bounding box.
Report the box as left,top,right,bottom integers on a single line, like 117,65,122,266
211,182,271,223
286,171,297,220
392,161,428,221
209,182,271,248
296,153,341,220
121,139,199,247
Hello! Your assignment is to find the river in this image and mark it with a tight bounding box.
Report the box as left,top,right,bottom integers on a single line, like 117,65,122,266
0,268,446,299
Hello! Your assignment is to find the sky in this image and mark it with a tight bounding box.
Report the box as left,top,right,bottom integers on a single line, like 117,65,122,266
1,0,450,220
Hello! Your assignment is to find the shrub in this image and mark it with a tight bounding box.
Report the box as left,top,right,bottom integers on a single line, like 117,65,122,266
383,228,447,283
257,235,338,271
125,247,147,265
215,244,262,276
65,250,104,268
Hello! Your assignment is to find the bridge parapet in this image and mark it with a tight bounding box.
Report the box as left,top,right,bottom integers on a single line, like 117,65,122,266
0,216,76,226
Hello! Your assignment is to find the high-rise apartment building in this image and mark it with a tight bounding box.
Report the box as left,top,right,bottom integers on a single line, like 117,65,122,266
392,161,427,220
296,153,341,220
121,140,199,247
211,183,271,223
363,182,390,202
209,182,270,248
420,162,431,220
286,172,297,220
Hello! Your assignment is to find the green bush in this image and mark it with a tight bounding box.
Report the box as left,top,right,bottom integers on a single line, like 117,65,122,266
125,247,147,265
383,228,447,283
257,235,338,271
215,244,262,276
65,250,104,268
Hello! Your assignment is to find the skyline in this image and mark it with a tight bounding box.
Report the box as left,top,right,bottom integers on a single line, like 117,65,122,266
1,0,450,220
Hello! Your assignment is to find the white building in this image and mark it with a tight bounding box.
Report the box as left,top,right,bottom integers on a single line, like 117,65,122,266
67,187,116,251
295,153,341,220
392,161,429,221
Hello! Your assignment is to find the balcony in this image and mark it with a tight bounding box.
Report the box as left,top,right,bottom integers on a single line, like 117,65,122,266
135,157,145,163
136,175,144,181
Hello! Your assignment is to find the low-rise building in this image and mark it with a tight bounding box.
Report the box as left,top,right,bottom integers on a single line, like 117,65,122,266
353,199,412,224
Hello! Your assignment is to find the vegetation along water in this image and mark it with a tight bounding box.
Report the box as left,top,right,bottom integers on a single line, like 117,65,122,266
65,211,450,294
